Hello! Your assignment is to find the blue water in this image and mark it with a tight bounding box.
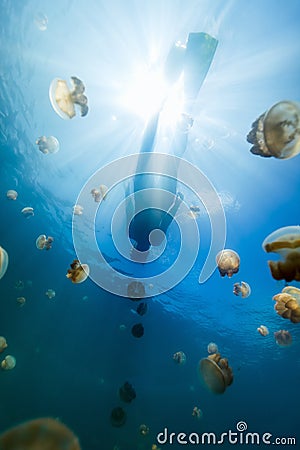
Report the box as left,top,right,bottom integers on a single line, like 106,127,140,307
0,0,300,449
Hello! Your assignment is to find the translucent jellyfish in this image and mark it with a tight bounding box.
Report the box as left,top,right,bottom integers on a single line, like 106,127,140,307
139,424,150,436
17,297,26,307
192,406,203,419
233,281,251,298
0,417,81,449
21,207,34,217
14,280,24,290
73,204,84,216
131,323,144,338
91,184,108,202
119,324,126,332
0,336,8,352
119,381,136,403
34,12,48,31
36,136,59,154
45,289,56,299
49,76,89,119
82,295,88,301
1,355,16,370
66,259,90,284
0,246,9,280
36,234,54,250
110,407,127,427
207,342,218,354
257,325,269,336
189,204,201,219
216,249,240,278
6,190,18,200
273,286,300,323
262,226,300,282
199,352,233,394
247,101,300,159
173,351,186,364
274,330,292,347
127,281,145,300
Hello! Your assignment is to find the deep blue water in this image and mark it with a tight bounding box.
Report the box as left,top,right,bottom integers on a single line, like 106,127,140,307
0,0,300,449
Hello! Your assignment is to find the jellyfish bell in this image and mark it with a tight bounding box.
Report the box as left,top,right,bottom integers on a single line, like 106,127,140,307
274,329,292,347
45,289,56,299
139,424,150,436
0,336,8,352
0,246,9,280
233,281,251,298
36,136,59,154
131,323,144,338
216,249,240,278
21,207,34,217
73,204,83,216
262,226,300,282
110,407,127,427
49,76,89,120
273,286,300,323
36,234,46,250
127,280,145,300
199,352,233,394
247,101,300,159
119,381,136,403
207,342,218,354
257,325,269,336
17,297,26,306
66,260,90,284
1,355,16,370
173,351,186,364
6,190,18,200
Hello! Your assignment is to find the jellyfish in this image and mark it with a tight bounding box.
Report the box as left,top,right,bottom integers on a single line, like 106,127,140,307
0,417,81,449
110,407,127,427
36,234,46,250
73,204,83,216
17,297,26,307
192,406,203,419
127,281,145,300
207,342,218,354
257,325,269,336
21,207,34,217
136,302,148,316
14,280,24,290
0,336,8,352
82,295,88,301
66,259,90,284
262,226,300,282
119,381,136,403
0,246,9,280
216,249,240,278
173,351,186,364
119,324,126,332
34,12,48,31
189,204,201,219
233,281,251,298
36,136,59,154
199,352,233,394
247,101,300,159
6,190,18,200
274,330,292,347
1,355,16,370
49,76,89,119
44,236,54,250
131,323,144,338
45,289,56,299
273,286,300,323
91,184,108,202
139,424,150,436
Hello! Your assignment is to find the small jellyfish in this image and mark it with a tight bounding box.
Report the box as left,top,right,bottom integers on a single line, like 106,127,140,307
207,342,218,354
49,76,89,119
263,226,300,282
257,325,269,336
273,286,300,323
139,424,150,436
119,324,126,332
247,101,300,159
82,295,88,301
6,190,18,200
14,280,24,290
216,249,240,278
1,355,16,370
36,136,59,154
192,406,203,419
0,336,8,352
274,330,292,347
34,12,48,31
131,323,144,338
199,352,233,394
17,297,26,307
189,204,201,219
21,207,34,218
73,205,84,216
45,289,56,299
0,246,9,280
0,417,81,449
127,280,145,300
136,302,147,316
173,351,186,364
36,234,46,250
66,259,90,284
233,281,251,298
119,381,136,403
91,185,108,202
110,407,126,427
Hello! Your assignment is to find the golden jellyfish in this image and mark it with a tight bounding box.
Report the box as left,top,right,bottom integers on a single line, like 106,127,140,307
262,226,300,282
66,259,90,284
273,286,300,323
257,325,269,336
247,101,300,159
0,417,81,449
274,329,292,347
36,234,54,250
6,190,18,200
216,249,240,278
127,280,145,300
192,406,203,419
139,424,150,436
36,135,59,154
45,289,56,299
49,76,89,119
17,297,26,307
0,246,9,280
21,207,34,217
34,12,48,31
233,281,251,298
199,352,233,394
173,351,186,364
207,342,218,354
1,355,16,370
0,336,8,352
73,204,83,216
188,204,201,219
